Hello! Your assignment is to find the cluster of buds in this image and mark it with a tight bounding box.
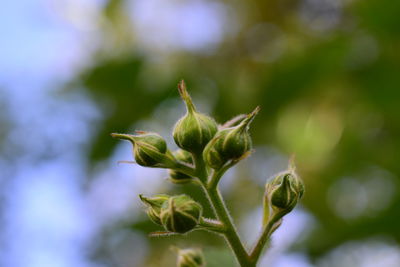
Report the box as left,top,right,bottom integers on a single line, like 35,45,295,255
112,80,305,267
111,80,259,175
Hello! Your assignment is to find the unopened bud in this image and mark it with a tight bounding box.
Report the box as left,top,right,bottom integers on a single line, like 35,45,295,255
176,248,205,267
203,107,259,169
160,195,202,233
139,194,170,225
173,80,218,154
267,170,304,212
111,131,170,167
270,175,297,210
169,149,194,184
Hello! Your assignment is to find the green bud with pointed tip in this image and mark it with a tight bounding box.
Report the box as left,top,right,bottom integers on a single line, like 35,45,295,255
177,248,205,267
139,194,170,225
173,80,218,154
169,149,194,184
203,107,259,169
270,174,297,210
160,195,202,233
267,169,304,212
111,131,170,167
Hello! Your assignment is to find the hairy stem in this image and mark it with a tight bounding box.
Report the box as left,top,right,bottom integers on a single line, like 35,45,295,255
205,185,254,266
198,217,226,233
173,162,197,177
192,155,253,266
249,210,285,263
208,162,235,189
193,153,208,183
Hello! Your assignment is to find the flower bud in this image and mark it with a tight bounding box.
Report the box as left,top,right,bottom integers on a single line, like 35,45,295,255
173,80,218,154
160,195,202,233
111,131,170,167
176,248,205,267
139,194,170,225
169,149,194,184
203,106,259,169
267,170,304,212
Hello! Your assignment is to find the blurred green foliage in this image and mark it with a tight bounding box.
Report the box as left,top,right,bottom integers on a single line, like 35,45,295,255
72,0,400,265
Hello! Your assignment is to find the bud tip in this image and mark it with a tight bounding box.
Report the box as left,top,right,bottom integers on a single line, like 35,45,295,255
247,106,261,121
288,154,296,172
111,133,135,142
177,80,196,113
237,106,260,131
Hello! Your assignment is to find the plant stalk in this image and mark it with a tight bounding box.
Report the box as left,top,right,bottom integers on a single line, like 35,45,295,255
194,154,254,266
249,210,285,263
205,185,254,267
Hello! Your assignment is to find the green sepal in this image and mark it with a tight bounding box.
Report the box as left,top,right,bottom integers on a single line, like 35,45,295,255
139,194,170,225
160,195,202,234
265,167,305,214
111,132,176,168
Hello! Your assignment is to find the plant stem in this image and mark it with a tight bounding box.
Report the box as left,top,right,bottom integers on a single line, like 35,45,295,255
208,162,234,189
173,162,197,177
192,153,208,183
249,211,285,263
205,185,254,267
187,156,285,266
193,155,253,266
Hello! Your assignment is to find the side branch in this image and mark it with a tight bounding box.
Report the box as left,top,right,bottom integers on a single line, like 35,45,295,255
207,161,235,189
249,211,286,263
194,153,253,266
198,217,226,233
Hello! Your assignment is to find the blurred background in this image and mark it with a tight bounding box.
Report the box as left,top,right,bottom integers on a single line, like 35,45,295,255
1,0,400,266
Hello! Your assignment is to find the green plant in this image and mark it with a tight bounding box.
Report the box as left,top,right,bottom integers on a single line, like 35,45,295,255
112,81,304,267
